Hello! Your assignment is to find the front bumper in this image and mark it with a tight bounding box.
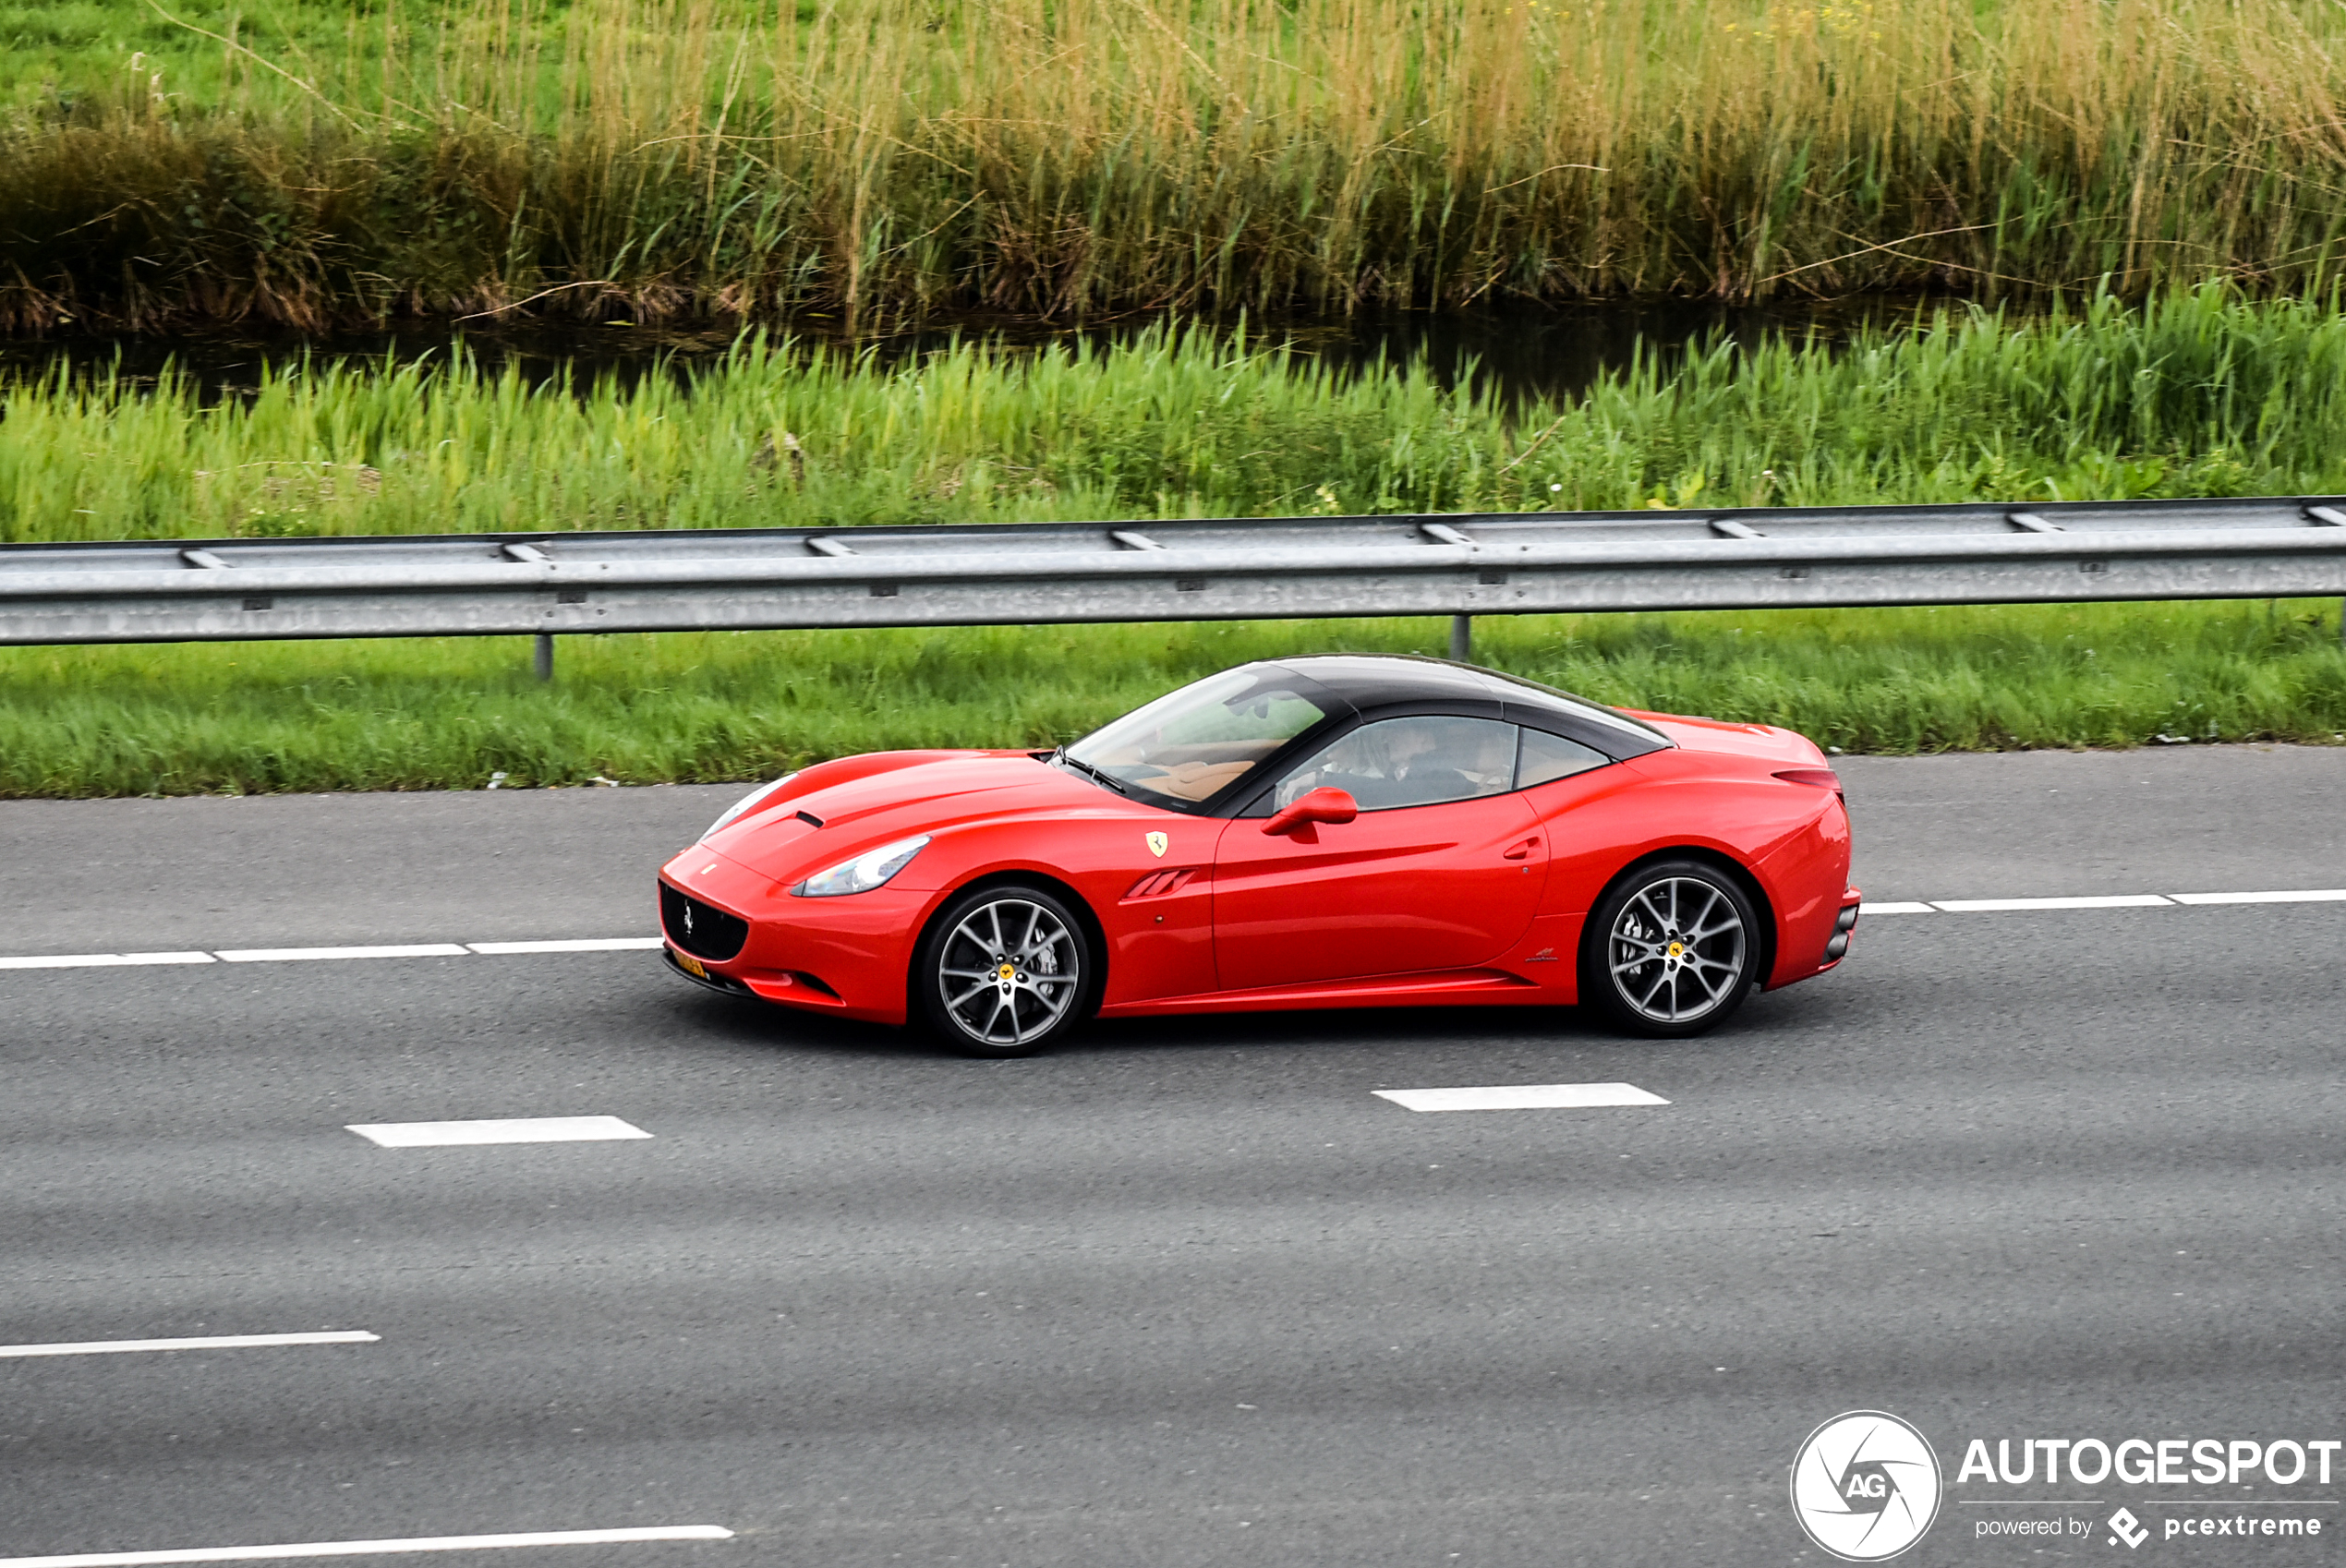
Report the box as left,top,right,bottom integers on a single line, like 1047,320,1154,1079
658,857,932,1025
661,944,755,996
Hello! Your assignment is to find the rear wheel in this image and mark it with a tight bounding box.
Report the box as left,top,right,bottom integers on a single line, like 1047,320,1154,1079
914,883,1096,1057
1580,859,1759,1037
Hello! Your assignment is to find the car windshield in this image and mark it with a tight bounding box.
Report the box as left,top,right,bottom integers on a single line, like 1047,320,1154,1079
1066,667,1331,807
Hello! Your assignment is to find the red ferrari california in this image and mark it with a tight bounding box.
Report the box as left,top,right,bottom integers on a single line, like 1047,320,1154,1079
659,656,1857,1055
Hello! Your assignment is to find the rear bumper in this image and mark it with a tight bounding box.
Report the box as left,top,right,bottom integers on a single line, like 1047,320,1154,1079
1757,792,1857,988
1767,887,1862,988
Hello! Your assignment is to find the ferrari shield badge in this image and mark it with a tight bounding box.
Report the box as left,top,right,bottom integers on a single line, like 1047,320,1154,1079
1145,831,1169,858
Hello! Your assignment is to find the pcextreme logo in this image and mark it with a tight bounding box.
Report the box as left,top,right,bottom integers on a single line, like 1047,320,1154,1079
1791,1411,1945,1561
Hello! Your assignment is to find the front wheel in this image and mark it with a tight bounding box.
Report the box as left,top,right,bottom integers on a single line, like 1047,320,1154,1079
1580,860,1760,1038
913,883,1097,1057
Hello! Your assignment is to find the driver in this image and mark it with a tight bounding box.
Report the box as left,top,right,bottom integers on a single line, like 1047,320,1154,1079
1332,719,1483,808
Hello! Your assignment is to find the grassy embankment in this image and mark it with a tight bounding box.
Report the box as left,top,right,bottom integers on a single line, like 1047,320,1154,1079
3,0,2346,329
3,288,2343,796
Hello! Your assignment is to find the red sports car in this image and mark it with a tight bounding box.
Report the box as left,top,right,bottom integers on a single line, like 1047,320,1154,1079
659,656,1857,1055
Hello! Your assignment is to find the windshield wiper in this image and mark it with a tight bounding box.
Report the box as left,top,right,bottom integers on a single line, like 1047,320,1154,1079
1054,747,1127,795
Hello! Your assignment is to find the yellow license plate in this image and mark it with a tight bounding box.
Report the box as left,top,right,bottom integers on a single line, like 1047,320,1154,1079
673,950,709,980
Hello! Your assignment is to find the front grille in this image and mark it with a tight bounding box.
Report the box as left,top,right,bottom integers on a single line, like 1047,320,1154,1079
661,880,750,961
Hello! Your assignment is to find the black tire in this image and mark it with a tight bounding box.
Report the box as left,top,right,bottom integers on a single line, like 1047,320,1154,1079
1579,858,1760,1038
913,882,1099,1057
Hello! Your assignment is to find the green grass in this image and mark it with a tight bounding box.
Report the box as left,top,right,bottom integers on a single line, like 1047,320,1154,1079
9,286,2346,797
5,0,2346,327
16,286,2346,544
3,604,2340,798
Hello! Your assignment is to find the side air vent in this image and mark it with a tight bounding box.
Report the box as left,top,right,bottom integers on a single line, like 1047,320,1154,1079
1123,867,1199,900
660,881,749,961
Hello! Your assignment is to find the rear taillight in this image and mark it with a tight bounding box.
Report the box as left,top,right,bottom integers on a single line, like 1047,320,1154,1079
1774,767,1843,790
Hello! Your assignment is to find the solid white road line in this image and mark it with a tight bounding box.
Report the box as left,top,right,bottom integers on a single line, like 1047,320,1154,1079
0,941,659,970
464,937,665,954
4,886,2344,973
1930,894,2175,912
215,945,471,963
2170,887,2346,905
0,952,215,970
346,1116,653,1148
0,1331,377,1360
0,1526,734,1568
1375,1082,1671,1112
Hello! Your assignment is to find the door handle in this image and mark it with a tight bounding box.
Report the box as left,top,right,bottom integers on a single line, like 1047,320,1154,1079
1502,836,1540,861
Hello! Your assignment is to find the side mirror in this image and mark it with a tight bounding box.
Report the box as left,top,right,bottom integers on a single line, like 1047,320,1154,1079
1264,787,1359,836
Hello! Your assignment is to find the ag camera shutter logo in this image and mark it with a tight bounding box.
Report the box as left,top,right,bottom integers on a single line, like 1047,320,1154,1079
1790,1411,1943,1561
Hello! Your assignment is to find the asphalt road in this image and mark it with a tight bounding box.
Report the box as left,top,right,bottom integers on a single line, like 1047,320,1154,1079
3,745,2340,1567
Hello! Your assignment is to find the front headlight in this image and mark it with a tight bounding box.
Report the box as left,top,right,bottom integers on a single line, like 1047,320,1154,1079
702,773,797,841
792,835,931,898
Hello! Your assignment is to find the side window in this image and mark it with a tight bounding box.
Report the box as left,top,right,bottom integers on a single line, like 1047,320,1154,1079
1269,716,1518,812
1516,727,1609,789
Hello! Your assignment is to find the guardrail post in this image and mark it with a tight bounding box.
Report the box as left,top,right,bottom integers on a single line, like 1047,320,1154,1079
534,633,554,681
1449,614,1471,662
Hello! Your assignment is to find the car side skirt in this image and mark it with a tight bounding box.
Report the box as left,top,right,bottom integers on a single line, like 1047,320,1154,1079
1098,967,1550,1019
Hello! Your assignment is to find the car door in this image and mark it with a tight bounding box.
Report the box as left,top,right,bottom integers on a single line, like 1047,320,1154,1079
1210,715,1549,991
1509,723,1641,918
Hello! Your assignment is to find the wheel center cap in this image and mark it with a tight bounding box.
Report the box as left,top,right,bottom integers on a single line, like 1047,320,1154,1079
998,963,1017,982
1666,941,1685,959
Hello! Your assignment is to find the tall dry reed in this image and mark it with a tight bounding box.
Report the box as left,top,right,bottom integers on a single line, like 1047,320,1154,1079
4,0,2346,327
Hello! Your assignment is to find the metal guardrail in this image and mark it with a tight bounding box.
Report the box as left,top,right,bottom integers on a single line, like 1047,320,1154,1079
5,496,2343,670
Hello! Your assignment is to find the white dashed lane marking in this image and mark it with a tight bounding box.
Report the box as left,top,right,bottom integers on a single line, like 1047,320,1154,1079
2170,887,2346,905
0,1332,378,1360
1929,894,2174,912
0,1526,734,1568
216,945,471,963
1862,887,2346,914
0,953,216,970
463,937,664,954
1375,1083,1671,1112
0,938,659,970
346,1116,653,1148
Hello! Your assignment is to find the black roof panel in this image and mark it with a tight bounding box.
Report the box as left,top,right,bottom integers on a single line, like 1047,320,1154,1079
1266,655,1672,756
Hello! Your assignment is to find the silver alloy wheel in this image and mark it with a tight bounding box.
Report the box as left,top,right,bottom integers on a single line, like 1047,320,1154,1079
1605,875,1749,1024
934,896,1083,1047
